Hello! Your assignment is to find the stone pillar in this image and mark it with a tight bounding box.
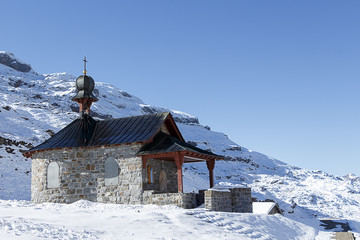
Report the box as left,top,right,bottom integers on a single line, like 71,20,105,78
204,188,252,213
204,190,232,212
206,159,215,188
174,152,184,193
230,188,253,213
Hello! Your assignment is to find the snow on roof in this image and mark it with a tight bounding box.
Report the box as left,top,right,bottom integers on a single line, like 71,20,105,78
208,183,249,192
252,202,278,214
207,187,231,192
216,182,248,188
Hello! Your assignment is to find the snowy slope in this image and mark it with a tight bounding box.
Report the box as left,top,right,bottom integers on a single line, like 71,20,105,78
0,52,359,236
0,199,322,240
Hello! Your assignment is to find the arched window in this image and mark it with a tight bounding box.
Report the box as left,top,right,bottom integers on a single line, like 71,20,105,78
105,157,119,186
47,162,60,188
147,165,153,184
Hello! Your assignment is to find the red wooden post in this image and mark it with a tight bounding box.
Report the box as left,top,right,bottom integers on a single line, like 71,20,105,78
206,159,215,188
142,156,148,169
174,152,184,193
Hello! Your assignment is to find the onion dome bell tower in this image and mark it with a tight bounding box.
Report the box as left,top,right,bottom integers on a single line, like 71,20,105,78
72,57,98,118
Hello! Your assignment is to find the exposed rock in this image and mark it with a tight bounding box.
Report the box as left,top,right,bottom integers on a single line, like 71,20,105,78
320,219,352,232
224,156,259,168
46,129,55,137
141,106,158,114
173,117,199,125
0,52,32,72
32,94,42,99
0,136,33,148
5,147,15,154
141,106,199,125
121,91,132,98
226,146,242,151
204,126,211,130
91,111,113,120
9,79,27,88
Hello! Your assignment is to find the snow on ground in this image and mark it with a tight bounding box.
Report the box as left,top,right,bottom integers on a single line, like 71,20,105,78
0,200,320,240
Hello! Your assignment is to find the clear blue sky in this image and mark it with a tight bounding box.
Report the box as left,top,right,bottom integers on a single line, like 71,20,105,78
2,1,360,176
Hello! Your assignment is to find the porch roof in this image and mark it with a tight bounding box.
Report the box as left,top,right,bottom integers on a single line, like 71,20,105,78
138,132,222,161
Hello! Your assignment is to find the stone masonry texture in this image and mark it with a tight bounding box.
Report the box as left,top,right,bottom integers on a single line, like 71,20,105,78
31,144,144,204
31,143,196,209
143,191,197,209
204,188,252,213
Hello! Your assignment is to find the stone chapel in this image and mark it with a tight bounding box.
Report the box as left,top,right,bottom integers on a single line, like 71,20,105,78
24,65,222,208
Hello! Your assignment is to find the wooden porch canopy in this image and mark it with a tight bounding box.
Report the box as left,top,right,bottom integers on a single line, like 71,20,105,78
138,132,223,192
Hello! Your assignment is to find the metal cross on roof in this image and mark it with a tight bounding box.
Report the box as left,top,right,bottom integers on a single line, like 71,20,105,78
83,56,87,75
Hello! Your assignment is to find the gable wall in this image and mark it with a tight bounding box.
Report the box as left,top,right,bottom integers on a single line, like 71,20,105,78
31,143,145,204
269,206,282,215
160,123,170,135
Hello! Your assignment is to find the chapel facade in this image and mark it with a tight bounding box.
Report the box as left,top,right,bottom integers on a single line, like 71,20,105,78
24,65,221,208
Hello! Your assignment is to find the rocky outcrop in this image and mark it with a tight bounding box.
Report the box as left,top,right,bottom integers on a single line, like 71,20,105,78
0,52,32,72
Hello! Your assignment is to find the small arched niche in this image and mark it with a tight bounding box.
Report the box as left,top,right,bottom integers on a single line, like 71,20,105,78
105,157,119,186
47,162,60,188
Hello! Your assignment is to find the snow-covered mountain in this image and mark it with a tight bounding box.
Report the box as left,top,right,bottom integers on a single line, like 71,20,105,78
0,52,359,231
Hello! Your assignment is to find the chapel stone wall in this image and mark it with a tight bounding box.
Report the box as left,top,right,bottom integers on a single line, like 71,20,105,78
31,143,144,204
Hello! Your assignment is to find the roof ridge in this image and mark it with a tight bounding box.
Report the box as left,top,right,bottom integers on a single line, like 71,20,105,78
99,112,169,122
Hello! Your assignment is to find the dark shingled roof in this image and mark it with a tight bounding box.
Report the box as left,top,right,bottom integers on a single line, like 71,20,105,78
138,132,220,158
27,113,171,154
26,112,221,160
87,113,167,146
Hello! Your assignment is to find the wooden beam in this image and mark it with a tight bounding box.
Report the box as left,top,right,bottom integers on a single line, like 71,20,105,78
142,156,149,169
164,114,185,142
174,152,184,193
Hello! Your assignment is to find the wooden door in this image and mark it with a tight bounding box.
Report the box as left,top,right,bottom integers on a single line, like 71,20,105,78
159,170,167,192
